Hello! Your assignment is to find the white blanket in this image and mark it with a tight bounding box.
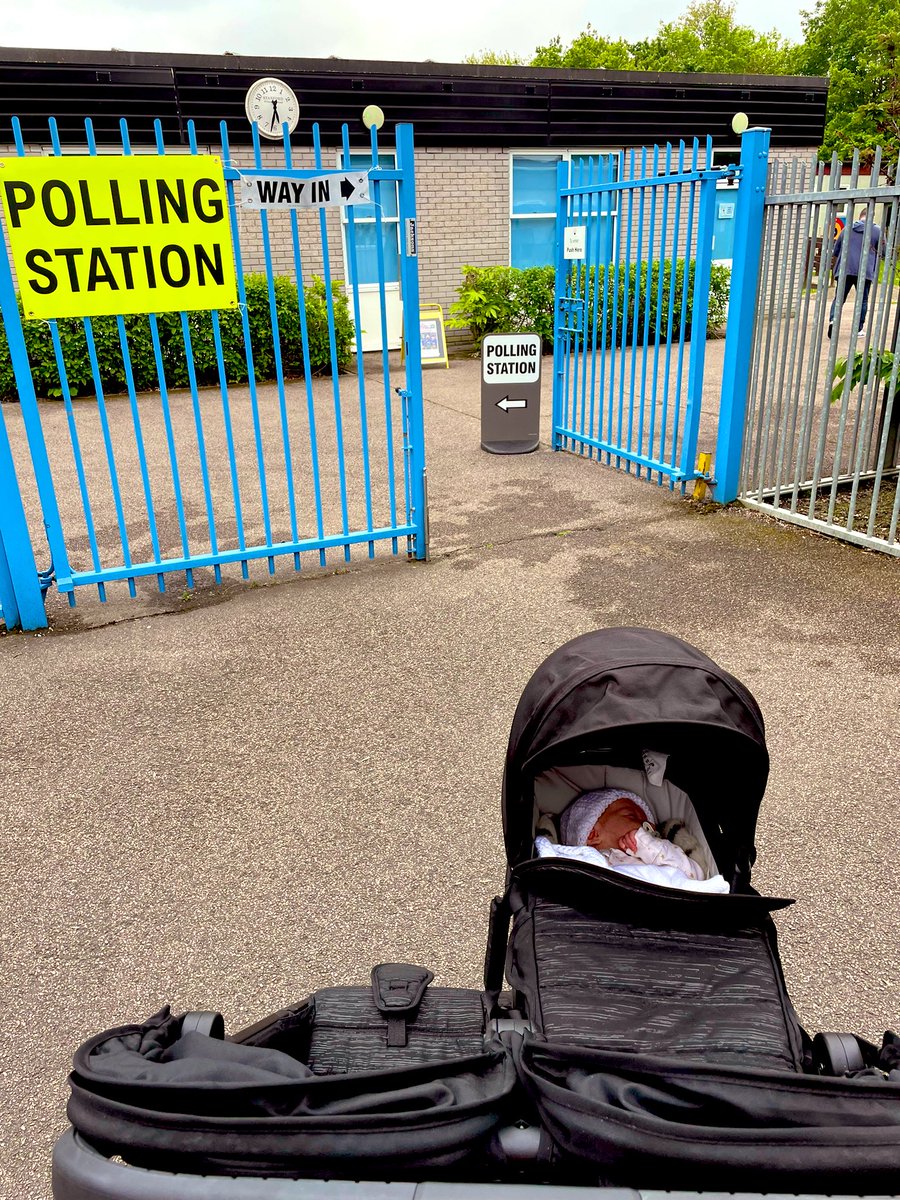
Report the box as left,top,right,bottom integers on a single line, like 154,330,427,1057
534,836,730,894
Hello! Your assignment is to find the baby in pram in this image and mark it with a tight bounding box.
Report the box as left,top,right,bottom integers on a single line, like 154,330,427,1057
535,787,729,893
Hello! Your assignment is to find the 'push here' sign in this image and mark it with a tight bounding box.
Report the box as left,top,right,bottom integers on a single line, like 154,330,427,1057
0,156,238,320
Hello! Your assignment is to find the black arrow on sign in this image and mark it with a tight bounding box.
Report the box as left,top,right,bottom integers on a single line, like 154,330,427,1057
340,176,356,200
496,395,527,412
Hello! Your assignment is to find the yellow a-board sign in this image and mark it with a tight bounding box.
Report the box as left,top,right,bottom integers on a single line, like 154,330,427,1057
0,155,238,320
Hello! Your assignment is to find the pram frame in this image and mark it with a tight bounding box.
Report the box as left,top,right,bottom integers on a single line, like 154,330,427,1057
52,1129,900,1200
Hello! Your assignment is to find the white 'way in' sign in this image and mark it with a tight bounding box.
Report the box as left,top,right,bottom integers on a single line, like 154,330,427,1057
240,171,370,210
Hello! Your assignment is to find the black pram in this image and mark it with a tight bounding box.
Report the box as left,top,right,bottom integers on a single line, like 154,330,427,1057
52,628,900,1199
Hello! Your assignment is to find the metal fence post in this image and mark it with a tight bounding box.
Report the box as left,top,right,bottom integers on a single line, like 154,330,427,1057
0,215,70,593
396,122,429,560
0,219,55,630
551,159,570,450
0,405,46,630
680,169,718,480
714,126,771,502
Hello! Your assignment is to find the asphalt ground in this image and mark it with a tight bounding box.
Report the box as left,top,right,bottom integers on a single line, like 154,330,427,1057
1,351,899,1200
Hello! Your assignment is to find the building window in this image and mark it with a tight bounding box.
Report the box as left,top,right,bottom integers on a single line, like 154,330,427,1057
341,152,400,286
710,147,741,263
510,152,619,269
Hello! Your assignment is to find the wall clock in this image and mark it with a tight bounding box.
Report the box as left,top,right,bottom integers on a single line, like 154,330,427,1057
245,78,300,140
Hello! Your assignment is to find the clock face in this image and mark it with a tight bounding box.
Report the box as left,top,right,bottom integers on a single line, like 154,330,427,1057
244,77,300,140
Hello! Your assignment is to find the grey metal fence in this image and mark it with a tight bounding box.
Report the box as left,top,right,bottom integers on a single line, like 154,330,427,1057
740,149,900,556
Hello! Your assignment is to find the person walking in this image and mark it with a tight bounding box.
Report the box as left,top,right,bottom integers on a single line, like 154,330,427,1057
828,209,884,338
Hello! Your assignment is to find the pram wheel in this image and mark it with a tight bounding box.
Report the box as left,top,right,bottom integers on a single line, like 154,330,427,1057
180,1011,225,1039
813,1031,865,1075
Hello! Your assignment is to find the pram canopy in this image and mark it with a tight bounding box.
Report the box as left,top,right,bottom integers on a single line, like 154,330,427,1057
502,627,770,888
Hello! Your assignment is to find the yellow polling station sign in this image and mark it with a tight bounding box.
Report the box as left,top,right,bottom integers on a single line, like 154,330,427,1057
0,155,238,320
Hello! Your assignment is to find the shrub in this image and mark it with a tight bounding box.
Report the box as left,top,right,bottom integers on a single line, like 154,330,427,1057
830,349,897,404
448,261,731,351
448,265,556,347
707,263,732,330
0,275,353,402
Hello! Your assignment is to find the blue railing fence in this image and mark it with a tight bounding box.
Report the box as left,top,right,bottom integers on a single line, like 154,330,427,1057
552,137,721,485
551,129,770,494
0,118,427,629
0,394,46,630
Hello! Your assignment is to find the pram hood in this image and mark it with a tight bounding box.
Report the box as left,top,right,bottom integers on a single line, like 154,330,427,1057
502,627,769,886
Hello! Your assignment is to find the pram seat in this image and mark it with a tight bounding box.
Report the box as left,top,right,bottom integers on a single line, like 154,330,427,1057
65,976,517,1180
518,1036,900,1192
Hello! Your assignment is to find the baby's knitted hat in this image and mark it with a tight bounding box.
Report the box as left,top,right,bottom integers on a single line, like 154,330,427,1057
560,788,656,847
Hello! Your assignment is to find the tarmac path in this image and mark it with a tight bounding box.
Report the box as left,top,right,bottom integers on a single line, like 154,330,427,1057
1,355,898,1199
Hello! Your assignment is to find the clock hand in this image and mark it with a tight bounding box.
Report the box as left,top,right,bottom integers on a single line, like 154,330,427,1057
270,99,279,131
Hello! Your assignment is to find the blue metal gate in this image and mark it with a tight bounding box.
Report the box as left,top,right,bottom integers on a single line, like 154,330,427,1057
0,117,427,631
552,137,736,487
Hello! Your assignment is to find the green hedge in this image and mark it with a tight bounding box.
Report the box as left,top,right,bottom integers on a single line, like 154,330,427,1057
448,261,731,350
0,274,354,402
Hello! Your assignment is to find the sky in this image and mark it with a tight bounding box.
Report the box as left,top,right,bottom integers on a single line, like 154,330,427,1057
0,0,807,64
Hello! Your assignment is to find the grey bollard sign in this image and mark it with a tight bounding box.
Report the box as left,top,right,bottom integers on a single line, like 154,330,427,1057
480,332,542,454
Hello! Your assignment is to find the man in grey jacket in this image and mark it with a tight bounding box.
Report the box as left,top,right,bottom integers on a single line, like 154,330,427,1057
828,209,884,337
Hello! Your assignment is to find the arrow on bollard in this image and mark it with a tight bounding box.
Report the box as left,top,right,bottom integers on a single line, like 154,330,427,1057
496,395,528,412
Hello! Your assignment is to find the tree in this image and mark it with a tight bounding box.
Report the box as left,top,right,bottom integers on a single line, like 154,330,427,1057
531,26,636,70
463,51,526,66
464,0,900,170
798,0,900,171
630,0,796,74
525,2,796,75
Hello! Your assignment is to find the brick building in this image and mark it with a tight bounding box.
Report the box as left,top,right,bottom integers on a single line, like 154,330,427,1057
0,48,828,349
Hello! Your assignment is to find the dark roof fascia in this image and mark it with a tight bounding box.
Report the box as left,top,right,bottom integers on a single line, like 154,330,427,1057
0,45,828,92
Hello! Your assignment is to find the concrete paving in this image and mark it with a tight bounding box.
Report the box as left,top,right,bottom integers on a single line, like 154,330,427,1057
1,352,899,1200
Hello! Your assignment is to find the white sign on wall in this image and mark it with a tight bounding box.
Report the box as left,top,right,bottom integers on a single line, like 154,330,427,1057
564,225,587,259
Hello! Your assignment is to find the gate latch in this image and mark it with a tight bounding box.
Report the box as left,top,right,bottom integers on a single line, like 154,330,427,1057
558,296,584,333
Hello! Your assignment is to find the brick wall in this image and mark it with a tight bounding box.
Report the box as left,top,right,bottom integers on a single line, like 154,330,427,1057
221,142,511,349
415,146,508,342
769,145,822,194
230,143,511,348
